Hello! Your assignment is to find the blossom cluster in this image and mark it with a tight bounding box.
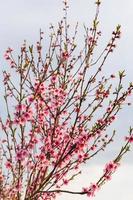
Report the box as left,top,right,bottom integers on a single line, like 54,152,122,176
0,0,132,200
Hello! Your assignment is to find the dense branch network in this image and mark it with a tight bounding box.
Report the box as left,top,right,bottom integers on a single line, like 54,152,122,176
0,0,133,200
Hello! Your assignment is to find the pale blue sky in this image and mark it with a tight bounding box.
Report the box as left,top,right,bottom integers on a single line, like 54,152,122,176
0,0,133,199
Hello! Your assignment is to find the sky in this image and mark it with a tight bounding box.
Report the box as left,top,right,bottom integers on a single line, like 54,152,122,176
0,0,133,200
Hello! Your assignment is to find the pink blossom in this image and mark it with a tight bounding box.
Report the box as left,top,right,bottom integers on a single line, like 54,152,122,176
125,135,133,143
104,161,119,174
82,183,99,197
5,161,12,169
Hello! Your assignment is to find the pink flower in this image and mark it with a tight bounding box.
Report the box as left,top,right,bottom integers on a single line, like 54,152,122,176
62,52,69,61
39,153,46,161
4,53,10,60
6,47,13,53
63,179,69,185
82,183,99,197
125,135,133,143
28,96,34,103
15,104,26,112
16,151,23,161
104,174,111,180
51,75,57,83
104,161,119,174
5,161,12,169
16,149,29,161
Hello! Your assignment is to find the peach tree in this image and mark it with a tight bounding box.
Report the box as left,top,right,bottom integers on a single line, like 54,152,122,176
0,0,133,199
